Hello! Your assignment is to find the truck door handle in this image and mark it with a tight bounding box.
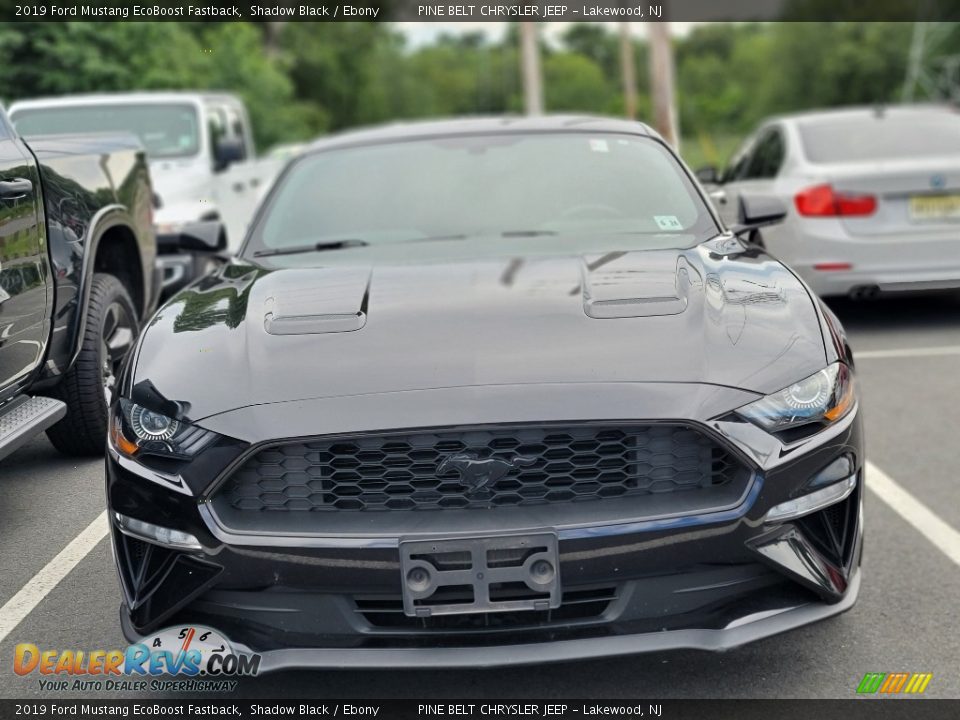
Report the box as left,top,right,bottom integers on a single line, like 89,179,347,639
0,178,32,199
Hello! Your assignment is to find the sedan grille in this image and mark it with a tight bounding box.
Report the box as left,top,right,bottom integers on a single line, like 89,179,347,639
216,424,744,513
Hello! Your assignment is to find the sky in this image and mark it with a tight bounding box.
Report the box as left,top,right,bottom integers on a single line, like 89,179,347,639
397,21,704,47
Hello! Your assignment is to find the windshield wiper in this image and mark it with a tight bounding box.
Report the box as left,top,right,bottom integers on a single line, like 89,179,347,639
501,230,557,238
254,239,369,257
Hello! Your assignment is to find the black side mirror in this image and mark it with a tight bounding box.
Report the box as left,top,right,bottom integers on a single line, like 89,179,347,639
695,165,720,185
177,220,227,253
213,137,245,173
730,194,787,237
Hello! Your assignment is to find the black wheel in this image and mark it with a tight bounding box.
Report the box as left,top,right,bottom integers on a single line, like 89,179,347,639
46,273,138,456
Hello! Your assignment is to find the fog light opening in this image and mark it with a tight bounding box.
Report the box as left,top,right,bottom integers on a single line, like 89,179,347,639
114,512,201,550
764,473,857,524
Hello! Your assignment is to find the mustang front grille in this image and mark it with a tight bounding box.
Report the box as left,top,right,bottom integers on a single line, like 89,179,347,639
215,424,745,513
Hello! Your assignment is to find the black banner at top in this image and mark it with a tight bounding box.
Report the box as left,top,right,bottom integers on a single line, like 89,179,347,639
1,0,959,23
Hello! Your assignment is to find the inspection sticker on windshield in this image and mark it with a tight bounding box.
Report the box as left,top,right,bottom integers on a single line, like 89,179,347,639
654,215,683,231
589,138,609,153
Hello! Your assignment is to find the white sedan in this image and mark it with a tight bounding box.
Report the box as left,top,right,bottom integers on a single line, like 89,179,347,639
697,105,960,298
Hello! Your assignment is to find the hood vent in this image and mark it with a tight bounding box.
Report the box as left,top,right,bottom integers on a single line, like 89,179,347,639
263,267,370,335
581,251,699,319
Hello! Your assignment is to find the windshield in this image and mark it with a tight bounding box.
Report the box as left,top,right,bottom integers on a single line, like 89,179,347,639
798,112,960,164
12,103,201,159
246,132,717,256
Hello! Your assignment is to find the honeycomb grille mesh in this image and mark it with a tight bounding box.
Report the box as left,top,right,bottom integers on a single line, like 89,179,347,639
218,424,743,512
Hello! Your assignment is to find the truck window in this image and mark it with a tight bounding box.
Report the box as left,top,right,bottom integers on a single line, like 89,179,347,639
207,106,228,160
225,107,249,161
12,104,200,158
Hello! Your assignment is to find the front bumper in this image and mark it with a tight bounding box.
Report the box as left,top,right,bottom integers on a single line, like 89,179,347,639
119,570,860,669
106,390,864,669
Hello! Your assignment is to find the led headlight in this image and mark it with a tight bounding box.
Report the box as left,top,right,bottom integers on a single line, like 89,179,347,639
111,399,218,460
130,404,179,440
737,363,855,433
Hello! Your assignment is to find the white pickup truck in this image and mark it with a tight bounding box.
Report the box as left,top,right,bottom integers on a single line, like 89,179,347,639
8,92,283,295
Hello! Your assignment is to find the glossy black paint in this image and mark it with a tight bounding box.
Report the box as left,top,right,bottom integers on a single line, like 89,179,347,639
129,239,828,424
0,129,49,397
109,117,864,666
0,103,156,402
25,134,157,385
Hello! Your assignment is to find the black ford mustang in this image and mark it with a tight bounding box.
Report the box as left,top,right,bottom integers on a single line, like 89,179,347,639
107,116,863,669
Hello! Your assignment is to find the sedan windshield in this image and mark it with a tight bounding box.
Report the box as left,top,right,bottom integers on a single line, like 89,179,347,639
12,103,201,159
246,132,718,256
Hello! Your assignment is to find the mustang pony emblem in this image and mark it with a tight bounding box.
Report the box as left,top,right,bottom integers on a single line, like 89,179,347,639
438,452,536,493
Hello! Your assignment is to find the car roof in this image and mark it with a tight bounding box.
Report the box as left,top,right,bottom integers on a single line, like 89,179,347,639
8,91,242,113
775,103,956,127
304,115,660,153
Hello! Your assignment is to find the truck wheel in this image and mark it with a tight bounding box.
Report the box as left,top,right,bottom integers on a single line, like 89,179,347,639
46,273,138,456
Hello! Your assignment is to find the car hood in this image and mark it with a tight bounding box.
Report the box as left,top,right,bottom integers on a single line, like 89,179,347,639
130,237,827,421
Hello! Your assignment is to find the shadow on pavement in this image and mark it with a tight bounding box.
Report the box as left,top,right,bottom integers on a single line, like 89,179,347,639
824,291,960,334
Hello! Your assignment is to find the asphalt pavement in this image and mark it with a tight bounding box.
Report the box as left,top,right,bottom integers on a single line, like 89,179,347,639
0,293,958,700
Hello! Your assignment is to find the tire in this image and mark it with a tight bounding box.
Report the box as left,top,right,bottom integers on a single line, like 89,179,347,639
46,273,139,456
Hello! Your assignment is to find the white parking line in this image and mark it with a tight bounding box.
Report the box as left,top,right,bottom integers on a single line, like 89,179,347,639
0,511,108,645
857,345,960,360
866,461,960,568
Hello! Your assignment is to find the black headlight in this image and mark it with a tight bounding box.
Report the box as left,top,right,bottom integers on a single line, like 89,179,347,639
735,363,855,433
110,398,219,461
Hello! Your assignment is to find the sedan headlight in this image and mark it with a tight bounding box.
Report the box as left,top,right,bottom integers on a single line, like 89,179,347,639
737,363,855,432
111,399,218,460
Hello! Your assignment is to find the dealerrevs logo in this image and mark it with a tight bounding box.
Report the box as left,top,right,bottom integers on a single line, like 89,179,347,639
14,626,260,684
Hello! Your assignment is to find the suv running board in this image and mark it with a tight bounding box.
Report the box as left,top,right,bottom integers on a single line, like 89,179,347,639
0,395,67,462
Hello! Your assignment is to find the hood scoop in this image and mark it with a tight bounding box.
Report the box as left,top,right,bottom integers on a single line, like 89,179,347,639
581,251,699,319
263,267,370,335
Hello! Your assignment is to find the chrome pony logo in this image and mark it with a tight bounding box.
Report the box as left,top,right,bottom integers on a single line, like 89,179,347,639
438,452,535,493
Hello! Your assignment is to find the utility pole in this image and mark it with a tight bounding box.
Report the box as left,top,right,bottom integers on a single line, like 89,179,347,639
264,22,287,60
903,21,929,102
648,21,679,149
620,23,638,120
520,22,544,115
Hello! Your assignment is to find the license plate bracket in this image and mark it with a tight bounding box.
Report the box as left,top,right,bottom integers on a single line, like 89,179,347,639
399,533,561,617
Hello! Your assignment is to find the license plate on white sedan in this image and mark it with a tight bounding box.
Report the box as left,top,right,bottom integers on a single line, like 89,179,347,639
909,194,960,221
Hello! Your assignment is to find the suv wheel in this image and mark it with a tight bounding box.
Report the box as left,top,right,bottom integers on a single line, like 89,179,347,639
46,273,138,456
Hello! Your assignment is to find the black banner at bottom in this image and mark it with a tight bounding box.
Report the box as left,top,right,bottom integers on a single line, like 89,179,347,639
0,700,959,720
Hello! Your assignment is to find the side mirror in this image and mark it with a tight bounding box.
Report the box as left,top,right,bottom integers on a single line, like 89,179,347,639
176,220,227,253
730,194,787,236
695,165,720,185
213,137,245,173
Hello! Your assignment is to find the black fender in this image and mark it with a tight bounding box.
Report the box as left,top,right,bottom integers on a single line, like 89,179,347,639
66,205,147,369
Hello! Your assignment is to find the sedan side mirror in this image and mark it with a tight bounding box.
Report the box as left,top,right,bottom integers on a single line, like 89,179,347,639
695,165,720,185
177,220,227,253
730,194,787,236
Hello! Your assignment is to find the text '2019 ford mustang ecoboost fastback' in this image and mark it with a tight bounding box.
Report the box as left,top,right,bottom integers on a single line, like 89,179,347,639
106,117,863,669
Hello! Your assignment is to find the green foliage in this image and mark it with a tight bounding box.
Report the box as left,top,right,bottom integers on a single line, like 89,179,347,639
0,20,948,155
0,21,317,150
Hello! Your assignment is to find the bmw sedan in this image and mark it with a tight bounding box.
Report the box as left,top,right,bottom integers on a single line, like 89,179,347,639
107,116,863,669
699,105,960,298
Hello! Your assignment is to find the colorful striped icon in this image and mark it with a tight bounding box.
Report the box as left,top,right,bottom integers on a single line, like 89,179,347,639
857,672,933,694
